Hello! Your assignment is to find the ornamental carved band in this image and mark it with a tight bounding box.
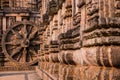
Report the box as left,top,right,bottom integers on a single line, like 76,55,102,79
82,0,120,47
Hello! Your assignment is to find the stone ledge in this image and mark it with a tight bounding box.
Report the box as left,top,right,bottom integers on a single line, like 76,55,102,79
83,28,120,40
0,66,36,72
39,46,120,67
84,18,120,33
60,36,80,44
83,36,120,47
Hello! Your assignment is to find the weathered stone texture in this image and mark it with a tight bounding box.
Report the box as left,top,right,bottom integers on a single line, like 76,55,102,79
37,63,120,80
38,0,120,80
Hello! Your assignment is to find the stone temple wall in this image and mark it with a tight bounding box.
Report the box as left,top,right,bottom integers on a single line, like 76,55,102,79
37,0,120,80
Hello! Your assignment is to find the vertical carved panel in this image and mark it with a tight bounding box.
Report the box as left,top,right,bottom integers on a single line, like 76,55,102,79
98,0,120,26
65,0,72,8
0,17,3,34
84,0,120,31
6,17,16,28
85,0,99,32
63,0,72,32
115,0,120,17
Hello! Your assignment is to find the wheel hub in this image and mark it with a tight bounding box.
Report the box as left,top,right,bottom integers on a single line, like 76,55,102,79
21,39,29,47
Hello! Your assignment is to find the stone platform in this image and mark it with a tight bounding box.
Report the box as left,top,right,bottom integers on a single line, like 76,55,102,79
0,71,41,80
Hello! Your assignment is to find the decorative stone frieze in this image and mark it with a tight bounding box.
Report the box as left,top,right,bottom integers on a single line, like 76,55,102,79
82,0,120,47
73,12,81,28
77,0,85,8
47,0,58,16
38,0,120,79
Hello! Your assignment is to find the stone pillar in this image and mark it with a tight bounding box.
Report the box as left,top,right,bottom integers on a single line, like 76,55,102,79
0,17,3,34
64,0,72,31
3,17,6,32
16,16,21,21
58,9,62,35
52,15,58,41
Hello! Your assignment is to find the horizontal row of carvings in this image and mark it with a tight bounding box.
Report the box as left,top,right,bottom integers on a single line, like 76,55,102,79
59,27,80,39
39,46,120,67
83,28,120,40
84,17,120,33
83,36,120,47
60,37,80,44
58,26,80,50
60,42,80,50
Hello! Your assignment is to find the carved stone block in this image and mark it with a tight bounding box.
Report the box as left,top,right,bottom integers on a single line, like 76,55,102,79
72,46,120,67
77,0,85,8
84,0,120,32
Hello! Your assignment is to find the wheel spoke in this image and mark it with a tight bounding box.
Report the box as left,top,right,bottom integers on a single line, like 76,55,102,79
5,40,21,46
16,52,22,61
28,52,33,61
28,26,33,35
7,46,18,51
22,48,27,62
28,27,38,40
10,46,22,57
29,49,37,56
11,29,22,39
23,24,28,38
31,40,41,45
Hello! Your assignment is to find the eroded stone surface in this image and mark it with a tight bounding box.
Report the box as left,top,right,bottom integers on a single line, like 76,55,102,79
0,0,120,80
37,0,120,79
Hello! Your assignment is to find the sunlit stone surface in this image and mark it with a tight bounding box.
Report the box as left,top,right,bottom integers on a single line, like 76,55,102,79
0,0,120,80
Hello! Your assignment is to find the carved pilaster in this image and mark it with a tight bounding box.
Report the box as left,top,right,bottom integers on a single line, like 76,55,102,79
85,0,99,32
73,11,81,28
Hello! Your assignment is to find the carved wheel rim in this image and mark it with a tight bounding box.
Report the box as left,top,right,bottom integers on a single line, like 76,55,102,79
2,21,40,66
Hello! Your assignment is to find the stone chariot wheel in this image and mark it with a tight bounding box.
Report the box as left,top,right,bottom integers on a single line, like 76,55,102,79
2,21,40,66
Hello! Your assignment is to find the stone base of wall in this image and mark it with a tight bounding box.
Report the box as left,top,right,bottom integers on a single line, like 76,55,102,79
37,62,120,80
